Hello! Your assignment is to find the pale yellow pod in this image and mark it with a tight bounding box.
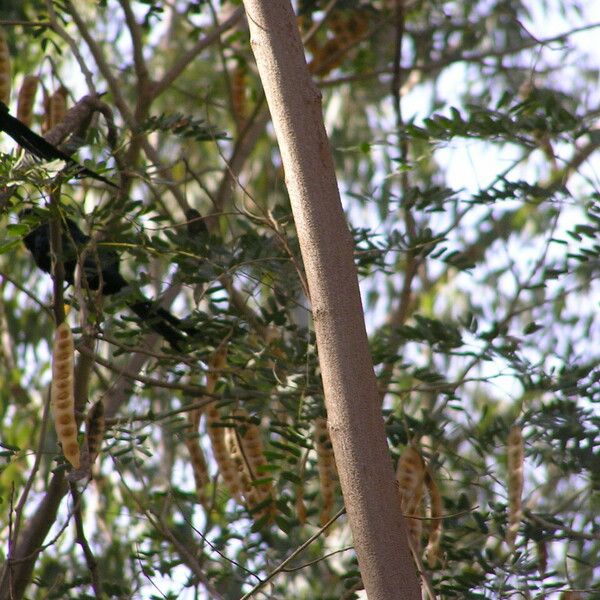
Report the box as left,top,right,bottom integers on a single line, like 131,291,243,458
396,445,426,508
314,417,337,530
185,404,208,504
207,341,228,392
424,470,443,567
85,400,105,466
16,75,39,127
51,322,80,468
0,28,11,105
231,63,247,126
536,540,547,575
295,486,307,525
506,424,524,549
403,491,423,552
225,426,255,501
204,343,245,501
49,86,68,128
235,409,272,503
43,86,68,132
396,445,426,549
206,404,241,500
185,436,209,505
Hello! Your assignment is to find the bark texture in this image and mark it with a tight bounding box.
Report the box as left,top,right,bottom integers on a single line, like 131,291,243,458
242,2,420,598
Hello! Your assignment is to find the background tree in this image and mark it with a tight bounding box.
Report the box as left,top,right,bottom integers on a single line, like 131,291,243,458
0,1,599,599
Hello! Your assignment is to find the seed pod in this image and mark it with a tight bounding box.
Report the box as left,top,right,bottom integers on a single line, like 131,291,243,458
51,322,80,468
204,344,242,500
396,445,426,550
0,28,10,105
343,10,370,42
404,492,423,553
328,11,346,36
236,410,271,498
424,469,443,567
506,424,524,550
314,417,337,530
85,399,105,466
295,485,307,525
231,62,247,127
232,410,274,521
207,405,241,500
43,86,68,132
225,425,260,507
185,433,209,505
536,540,547,575
16,75,39,127
49,86,68,128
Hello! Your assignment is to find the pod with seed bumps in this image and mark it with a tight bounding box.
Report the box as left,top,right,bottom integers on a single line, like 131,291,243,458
396,445,426,550
85,399,105,466
43,86,67,133
204,343,242,500
17,75,39,127
184,408,209,505
314,417,338,529
51,322,80,468
506,424,524,550
0,28,10,105
424,469,443,567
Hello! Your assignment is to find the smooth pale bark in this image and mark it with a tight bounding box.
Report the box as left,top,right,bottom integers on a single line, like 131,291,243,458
242,2,420,598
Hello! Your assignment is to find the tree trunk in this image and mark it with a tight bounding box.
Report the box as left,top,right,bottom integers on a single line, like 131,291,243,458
241,2,421,598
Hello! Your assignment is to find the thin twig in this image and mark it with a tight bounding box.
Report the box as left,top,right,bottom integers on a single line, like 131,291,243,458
240,507,346,599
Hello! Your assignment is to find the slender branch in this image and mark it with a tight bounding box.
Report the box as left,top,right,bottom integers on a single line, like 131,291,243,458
45,0,95,91
2,390,52,583
240,508,346,599
0,473,68,600
319,22,600,88
118,0,149,88
151,7,245,99
64,1,134,126
69,483,103,597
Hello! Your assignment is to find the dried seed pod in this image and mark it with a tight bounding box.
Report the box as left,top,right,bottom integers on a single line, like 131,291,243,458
309,38,344,75
49,86,68,128
536,540,547,575
327,11,347,36
342,9,370,42
185,401,208,504
314,417,337,530
51,322,80,468
231,63,247,127
236,411,269,489
231,410,274,520
403,492,424,553
295,485,307,525
207,341,228,392
207,405,241,500
0,28,11,105
203,344,242,500
396,445,426,550
85,399,105,466
16,75,39,127
43,86,68,132
185,434,209,504
424,469,443,567
297,13,313,33
506,424,524,550
225,425,259,506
